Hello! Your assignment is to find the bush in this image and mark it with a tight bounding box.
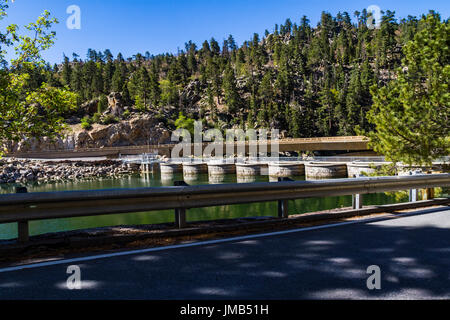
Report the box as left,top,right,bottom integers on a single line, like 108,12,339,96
122,110,131,119
174,112,195,135
92,112,101,123
102,114,119,125
155,112,167,125
81,116,93,130
98,95,108,113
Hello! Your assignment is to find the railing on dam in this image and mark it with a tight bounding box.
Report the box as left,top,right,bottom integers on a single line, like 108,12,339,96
0,173,449,243
5,136,371,159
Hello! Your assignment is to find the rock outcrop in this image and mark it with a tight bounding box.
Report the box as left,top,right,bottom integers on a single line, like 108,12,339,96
105,92,125,117
4,113,172,153
79,99,99,116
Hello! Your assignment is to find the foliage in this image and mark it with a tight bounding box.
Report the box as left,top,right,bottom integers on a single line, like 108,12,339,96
174,112,195,136
45,8,424,139
92,112,101,123
366,13,449,165
102,114,119,125
0,0,77,153
122,109,130,119
81,116,93,130
2,4,448,158
97,94,108,113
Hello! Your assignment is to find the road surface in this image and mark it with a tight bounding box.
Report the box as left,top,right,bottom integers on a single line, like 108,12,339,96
0,208,449,299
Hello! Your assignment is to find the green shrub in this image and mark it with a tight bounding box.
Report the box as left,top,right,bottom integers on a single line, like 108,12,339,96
92,112,101,123
102,114,119,125
98,95,108,113
81,116,93,130
122,110,131,119
174,112,195,135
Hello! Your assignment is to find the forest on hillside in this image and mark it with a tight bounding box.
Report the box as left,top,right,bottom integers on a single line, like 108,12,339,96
13,9,447,138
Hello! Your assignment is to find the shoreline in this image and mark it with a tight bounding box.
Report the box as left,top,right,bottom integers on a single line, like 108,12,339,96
0,158,141,186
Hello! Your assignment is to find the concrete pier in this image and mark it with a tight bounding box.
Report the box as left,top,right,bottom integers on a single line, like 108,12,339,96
268,162,305,177
160,174,175,186
207,163,236,176
182,163,208,177
305,162,348,179
160,162,182,175
141,162,159,174
347,162,382,177
235,163,263,177
269,176,280,182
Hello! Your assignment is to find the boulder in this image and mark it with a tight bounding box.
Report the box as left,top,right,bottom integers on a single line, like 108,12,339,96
106,92,124,117
79,99,99,115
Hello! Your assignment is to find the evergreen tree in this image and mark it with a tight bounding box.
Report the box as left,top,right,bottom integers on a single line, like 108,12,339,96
111,61,127,92
223,63,241,114
61,55,72,87
366,13,450,165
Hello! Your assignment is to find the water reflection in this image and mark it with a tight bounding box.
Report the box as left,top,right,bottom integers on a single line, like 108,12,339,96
208,175,227,185
237,176,258,184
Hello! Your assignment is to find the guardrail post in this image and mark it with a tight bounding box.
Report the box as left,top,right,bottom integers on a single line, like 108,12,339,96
174,181,188,228
16,187,29,243
352,175,363,209
352,194,363,209
409,171,418,202
277,178,292,218
423,188,435,200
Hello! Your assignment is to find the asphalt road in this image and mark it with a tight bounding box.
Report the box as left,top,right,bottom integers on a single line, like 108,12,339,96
1,208,449,300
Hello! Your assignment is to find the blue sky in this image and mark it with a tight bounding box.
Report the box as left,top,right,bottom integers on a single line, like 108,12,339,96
2,0,449,64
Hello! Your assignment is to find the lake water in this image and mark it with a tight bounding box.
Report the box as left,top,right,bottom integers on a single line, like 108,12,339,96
0,173,409,240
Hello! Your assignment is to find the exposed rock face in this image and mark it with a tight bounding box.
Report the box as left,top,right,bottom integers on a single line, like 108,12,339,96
79,99,99,116
2,136,76,153
4,114,172,153
180,80,203,112
106,92,124,117
75,114,171,149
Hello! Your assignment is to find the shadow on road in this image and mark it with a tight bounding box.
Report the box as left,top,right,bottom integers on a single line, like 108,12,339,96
0,209,449,299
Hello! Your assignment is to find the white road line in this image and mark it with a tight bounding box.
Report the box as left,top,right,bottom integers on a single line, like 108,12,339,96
0,209,442,274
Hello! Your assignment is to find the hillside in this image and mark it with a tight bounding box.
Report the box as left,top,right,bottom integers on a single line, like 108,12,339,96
21,10,443,139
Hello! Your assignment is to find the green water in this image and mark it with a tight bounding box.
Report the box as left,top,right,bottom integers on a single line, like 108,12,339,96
0,173,409,240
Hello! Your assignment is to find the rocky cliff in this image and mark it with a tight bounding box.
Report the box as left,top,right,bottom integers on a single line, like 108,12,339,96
4,92,173,153
4,114,172,153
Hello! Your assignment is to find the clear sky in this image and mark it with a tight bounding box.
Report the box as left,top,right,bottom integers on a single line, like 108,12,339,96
2,0,449,64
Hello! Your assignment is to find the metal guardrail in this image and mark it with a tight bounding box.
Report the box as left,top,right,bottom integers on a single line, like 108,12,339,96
0,174,449,243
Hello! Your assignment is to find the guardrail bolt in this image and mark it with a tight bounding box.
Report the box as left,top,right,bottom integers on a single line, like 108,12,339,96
15,187,29,243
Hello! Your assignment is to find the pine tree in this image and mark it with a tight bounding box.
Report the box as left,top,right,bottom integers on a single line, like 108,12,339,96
134,66,151,110
103,60,115,94
148,65,161,108
61,55,72,87
366,13,450,165
223,63,241,114
111,61,127,92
